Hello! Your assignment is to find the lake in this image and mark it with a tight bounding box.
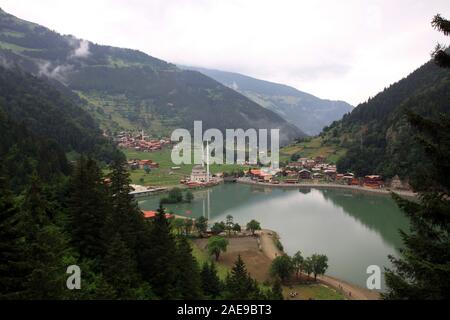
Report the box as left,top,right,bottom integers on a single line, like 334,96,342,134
138,183,409,291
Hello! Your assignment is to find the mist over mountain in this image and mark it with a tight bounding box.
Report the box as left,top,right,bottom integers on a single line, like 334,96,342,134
0,8,304,144
181,66,354,135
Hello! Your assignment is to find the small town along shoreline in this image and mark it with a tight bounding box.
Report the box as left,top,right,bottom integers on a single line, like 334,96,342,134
237,178,418,200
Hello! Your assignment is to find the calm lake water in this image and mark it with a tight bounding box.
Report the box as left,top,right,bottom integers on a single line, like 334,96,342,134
138,183,409,291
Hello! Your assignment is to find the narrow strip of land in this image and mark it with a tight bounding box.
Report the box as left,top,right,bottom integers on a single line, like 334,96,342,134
238,178,417,199
258,229,381,300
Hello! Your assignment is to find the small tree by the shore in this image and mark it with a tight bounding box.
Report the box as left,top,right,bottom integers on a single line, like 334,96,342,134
270,255,294,284
195,216,208,235
292,251,305,281
311,254,328,281
304,257,313,280
207,236,229,261
184,190,194,203
226,215,234,237
233,223,242,234
246,220,261,236
211,222,226,235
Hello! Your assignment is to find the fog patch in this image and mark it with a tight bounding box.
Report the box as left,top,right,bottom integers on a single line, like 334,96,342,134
37,61,73,84
67,37,91,59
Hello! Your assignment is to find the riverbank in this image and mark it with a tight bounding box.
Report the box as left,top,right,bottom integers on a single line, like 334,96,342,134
237,178,417,200
258,229,381,300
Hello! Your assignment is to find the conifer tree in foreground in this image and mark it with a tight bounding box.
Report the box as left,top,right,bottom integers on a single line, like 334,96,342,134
225,255,263,300
139,204,178,299
102,233,140,299
20,174,68,299
105,156,144,253
0,174,28,299
200,261,223,299
174,236,203,299
384,14,450,300
67,156,109,260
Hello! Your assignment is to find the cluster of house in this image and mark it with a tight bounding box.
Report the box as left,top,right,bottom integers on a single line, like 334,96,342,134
115,131,171,152
127,159,160,170
286,157,338,181
245,156,388,189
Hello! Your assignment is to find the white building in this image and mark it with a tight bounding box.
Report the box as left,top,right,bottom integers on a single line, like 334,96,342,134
190,165,211,183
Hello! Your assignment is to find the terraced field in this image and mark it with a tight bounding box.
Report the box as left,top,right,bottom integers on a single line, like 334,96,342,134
280,136,347,164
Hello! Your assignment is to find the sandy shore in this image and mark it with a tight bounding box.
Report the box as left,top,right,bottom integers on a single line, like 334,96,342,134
238,178,417,199
258,229,381,300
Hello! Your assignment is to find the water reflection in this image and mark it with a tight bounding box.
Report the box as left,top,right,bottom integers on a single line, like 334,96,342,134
139,183,409,290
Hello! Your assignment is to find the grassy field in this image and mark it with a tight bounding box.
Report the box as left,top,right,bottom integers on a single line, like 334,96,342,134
280,136,347,164
191,238,345,300
0,40,42,52
283,284,345,300
123,148,250,187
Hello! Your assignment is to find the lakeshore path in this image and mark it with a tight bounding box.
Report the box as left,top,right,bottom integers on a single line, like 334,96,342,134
258,229,381,300
238,178,417,199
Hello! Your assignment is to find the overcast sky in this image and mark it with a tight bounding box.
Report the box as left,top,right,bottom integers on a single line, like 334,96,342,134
1,0,449,105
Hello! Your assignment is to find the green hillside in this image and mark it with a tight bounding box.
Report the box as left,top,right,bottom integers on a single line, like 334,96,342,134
182,66,353,135
325,58,449,179
0,65,120,163
0,8,304,144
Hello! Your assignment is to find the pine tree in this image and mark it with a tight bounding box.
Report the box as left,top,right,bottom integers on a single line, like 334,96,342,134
67,156,109,259
102,233,139,299
431,14,450,68
267,280,284,300
200,262,223,299
138,205,177,299
384,15,450,299
0,174,29,299
174,236,202,299
23,225,68,299
225,255,262,300
105,156,144,254
20,174,68,299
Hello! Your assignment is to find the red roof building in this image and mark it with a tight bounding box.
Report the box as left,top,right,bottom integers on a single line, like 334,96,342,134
142,210,174,219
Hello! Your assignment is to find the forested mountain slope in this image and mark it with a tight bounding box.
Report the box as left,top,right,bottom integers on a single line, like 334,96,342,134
183,66,353,135
324,58,449,179
0,8,304,143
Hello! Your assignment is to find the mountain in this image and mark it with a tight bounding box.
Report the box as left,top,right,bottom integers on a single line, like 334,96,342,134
0,64,123,191
181,66,353,135
0,8,304,144
284,56,449,180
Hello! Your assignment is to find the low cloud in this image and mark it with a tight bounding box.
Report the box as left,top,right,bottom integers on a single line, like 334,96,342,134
66,36,91,59
0,56,13,69
37,61,73,83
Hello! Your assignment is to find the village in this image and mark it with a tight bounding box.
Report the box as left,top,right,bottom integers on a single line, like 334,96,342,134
113,131,411,193
114,130,171,152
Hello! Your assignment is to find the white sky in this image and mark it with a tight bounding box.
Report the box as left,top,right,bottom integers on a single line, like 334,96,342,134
1,0,449,105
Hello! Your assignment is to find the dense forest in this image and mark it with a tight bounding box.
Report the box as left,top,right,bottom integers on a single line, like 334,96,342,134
0,155,282,300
